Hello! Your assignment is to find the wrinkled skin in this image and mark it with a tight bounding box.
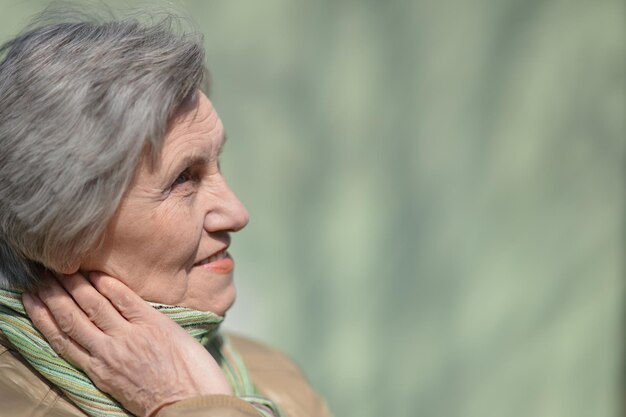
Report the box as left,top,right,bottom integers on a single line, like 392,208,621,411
23,273,231,417
22,92,250,417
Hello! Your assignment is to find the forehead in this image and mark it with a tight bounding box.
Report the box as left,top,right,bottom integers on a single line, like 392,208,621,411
140,92,223,176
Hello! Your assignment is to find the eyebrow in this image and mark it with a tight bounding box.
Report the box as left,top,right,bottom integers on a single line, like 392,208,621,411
162,132,228,185
219,132,228,155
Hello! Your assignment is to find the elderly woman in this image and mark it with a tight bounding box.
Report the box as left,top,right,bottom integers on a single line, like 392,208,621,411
0,13,331,417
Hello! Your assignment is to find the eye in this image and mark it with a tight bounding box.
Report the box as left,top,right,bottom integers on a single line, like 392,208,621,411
172,168,193,188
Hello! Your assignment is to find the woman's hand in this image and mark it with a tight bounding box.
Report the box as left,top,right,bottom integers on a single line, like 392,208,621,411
22,272,231,417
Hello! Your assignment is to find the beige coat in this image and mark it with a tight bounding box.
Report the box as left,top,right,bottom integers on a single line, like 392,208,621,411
0,333,332,417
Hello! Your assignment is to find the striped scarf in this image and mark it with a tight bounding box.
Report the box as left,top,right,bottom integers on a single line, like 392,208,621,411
0,288,282,417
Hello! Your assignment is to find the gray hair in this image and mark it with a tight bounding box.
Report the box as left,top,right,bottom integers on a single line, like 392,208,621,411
0,11,208,289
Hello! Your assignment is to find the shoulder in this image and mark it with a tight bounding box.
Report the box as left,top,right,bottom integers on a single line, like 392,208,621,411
0,342,83,416
227,333,303,374
226,333,333,417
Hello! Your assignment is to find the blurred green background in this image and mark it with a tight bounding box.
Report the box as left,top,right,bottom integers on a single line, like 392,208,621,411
1,1,624,417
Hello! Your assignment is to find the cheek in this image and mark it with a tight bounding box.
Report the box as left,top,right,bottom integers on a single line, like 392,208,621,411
141,207,202,267
87,184,210,289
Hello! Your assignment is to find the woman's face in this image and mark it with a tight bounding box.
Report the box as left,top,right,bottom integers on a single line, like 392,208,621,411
80,92,249,315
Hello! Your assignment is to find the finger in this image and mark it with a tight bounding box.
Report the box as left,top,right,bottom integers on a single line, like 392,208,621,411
89,272,155,323
36,276,105,353
23,292,92,369
57,272,128,334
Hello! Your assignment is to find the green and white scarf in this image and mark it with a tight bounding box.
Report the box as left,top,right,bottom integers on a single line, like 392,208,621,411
0,288,282,417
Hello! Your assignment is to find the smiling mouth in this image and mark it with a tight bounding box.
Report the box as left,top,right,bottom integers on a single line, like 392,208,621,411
195,249,228,266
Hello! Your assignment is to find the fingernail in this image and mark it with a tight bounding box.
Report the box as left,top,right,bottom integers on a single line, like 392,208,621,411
22,292,32,307
31,293,43,306
37,281,51,293
22,292,43,309
88,271,102,281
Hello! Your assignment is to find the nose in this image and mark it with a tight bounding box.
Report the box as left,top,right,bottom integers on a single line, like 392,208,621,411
203,177,249,233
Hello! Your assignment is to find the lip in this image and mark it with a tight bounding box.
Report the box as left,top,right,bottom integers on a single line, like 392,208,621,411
194,247,234,273
194,243,228,265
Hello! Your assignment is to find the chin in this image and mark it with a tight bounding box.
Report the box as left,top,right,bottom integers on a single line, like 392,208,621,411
188,283,237,316
215,285,237,316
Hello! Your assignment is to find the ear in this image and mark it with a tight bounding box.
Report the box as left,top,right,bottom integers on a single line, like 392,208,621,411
55,259,81,275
